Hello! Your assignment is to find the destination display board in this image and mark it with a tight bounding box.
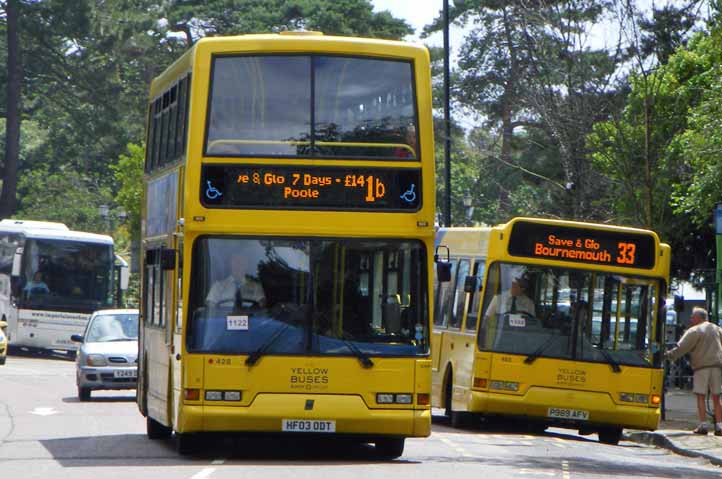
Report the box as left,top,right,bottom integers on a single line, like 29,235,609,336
201,164,421,211
507,221,656,269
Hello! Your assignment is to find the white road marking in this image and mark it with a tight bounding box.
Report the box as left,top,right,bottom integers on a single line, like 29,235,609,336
211,459,225,465
191,468,215,479
562,460,571,479
29,407,58,416
519,469,555,476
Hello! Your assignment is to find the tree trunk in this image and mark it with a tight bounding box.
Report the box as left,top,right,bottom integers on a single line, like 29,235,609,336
0,0,22,218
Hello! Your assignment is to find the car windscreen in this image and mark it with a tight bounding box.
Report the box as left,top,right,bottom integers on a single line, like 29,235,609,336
86,314,138,342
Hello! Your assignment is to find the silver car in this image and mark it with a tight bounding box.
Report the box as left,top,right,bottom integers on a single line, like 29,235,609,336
72,309,139,401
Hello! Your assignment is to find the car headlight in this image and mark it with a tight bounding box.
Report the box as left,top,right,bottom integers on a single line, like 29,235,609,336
86,354,107,367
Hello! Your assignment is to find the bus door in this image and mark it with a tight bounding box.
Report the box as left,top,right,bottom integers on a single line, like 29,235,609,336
436,258,470,406
171,237,183,426
143,246,175,426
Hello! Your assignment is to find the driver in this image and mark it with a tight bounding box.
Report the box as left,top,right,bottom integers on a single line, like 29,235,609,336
206,253,265,308
483,275,536,320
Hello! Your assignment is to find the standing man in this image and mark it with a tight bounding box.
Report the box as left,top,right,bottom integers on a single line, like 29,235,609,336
665,307,722,435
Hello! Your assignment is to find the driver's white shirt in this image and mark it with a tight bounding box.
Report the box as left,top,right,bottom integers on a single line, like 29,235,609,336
206,275,264,305
484,293,536,318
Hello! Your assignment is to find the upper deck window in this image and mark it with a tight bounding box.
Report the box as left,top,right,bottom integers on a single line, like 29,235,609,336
205,55,418,160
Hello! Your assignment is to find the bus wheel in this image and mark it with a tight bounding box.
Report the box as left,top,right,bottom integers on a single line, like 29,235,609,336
147,417,172,440
0,357,5,365
78,386,91,402
175,432,199,455
375,438,405,459
598,427,622,445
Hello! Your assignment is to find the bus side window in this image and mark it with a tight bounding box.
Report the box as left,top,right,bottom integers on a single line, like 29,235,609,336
449,259,470,329
434,259,458,328
465,259,486,332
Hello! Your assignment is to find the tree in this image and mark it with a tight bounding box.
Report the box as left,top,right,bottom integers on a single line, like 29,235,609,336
164,0,412,46
0,0,21,218
425,0,620,221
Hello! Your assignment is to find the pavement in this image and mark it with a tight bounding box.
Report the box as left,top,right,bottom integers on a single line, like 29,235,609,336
625,388,722,466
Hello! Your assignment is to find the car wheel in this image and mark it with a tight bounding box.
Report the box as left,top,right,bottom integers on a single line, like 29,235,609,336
375,438,405,460
78,386,91,402
147,416,172,440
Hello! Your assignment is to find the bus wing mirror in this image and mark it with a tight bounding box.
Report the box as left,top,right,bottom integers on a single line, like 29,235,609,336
673,294,684,313
160,249,176,270
434,245,451,282
436,262,451,283
463,275,479,293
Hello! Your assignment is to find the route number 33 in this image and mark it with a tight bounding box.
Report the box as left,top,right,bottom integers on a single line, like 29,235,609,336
616,242,636,265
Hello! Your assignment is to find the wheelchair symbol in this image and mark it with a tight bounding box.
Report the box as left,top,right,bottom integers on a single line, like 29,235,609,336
205,180,223,200
400,184,416,204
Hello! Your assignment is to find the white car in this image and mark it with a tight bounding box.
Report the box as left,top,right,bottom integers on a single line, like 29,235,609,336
72,309,139,401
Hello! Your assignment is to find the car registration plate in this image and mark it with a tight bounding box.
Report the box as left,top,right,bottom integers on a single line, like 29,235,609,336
547,407,589,420
282,419,336,433
114,369,137,378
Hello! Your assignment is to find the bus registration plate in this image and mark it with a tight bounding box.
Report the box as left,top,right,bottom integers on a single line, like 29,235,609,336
547,407,589,421
114,369,137,378
282,419,336,433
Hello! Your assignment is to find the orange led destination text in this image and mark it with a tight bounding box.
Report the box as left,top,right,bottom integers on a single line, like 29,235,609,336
534,235,616,264
235,170,387,203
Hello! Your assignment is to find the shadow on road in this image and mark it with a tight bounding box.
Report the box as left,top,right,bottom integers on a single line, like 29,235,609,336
40,434,420,467
61,395,136,404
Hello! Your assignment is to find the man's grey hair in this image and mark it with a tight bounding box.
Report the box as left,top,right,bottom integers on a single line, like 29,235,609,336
692,307,708,320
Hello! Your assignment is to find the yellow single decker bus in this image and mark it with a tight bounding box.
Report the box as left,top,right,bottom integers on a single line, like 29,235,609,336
137,32,435,458
432,217,671,445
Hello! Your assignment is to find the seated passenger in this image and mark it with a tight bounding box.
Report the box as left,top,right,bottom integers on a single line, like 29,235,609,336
24,272,50,297
206,253,265,309
483,275,536,320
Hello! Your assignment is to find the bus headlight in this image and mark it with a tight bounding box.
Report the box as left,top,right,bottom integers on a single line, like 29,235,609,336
376,393,413,404
489,381,519,392
376,393,395,404
86,354,107,367
620,392,649,404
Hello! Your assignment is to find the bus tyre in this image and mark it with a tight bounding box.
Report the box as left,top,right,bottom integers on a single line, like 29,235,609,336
0,357,5,365
375,438,405,459
598,427,623,445
175,432,199,455
147,417,172,440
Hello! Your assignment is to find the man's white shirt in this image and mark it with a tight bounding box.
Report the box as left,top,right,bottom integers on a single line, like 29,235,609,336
484,293,536,318
206,276,264,305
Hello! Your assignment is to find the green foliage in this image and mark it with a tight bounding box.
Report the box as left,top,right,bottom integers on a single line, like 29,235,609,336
15,165,113,232
111,143,144,239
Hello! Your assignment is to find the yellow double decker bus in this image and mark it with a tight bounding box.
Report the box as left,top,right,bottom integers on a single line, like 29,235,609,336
137,32,435,458
432,218,670,445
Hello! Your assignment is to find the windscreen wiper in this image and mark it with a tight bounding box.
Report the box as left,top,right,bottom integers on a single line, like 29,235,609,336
597,348,622,373
341,334,374,369
245,323,292,367
524,334,559,365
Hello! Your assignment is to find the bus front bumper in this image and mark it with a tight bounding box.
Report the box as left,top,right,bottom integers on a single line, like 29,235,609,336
178,393,431,438
470,387,660,430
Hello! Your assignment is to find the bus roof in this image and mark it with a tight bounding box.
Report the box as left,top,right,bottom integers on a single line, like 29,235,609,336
0,220,113,245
